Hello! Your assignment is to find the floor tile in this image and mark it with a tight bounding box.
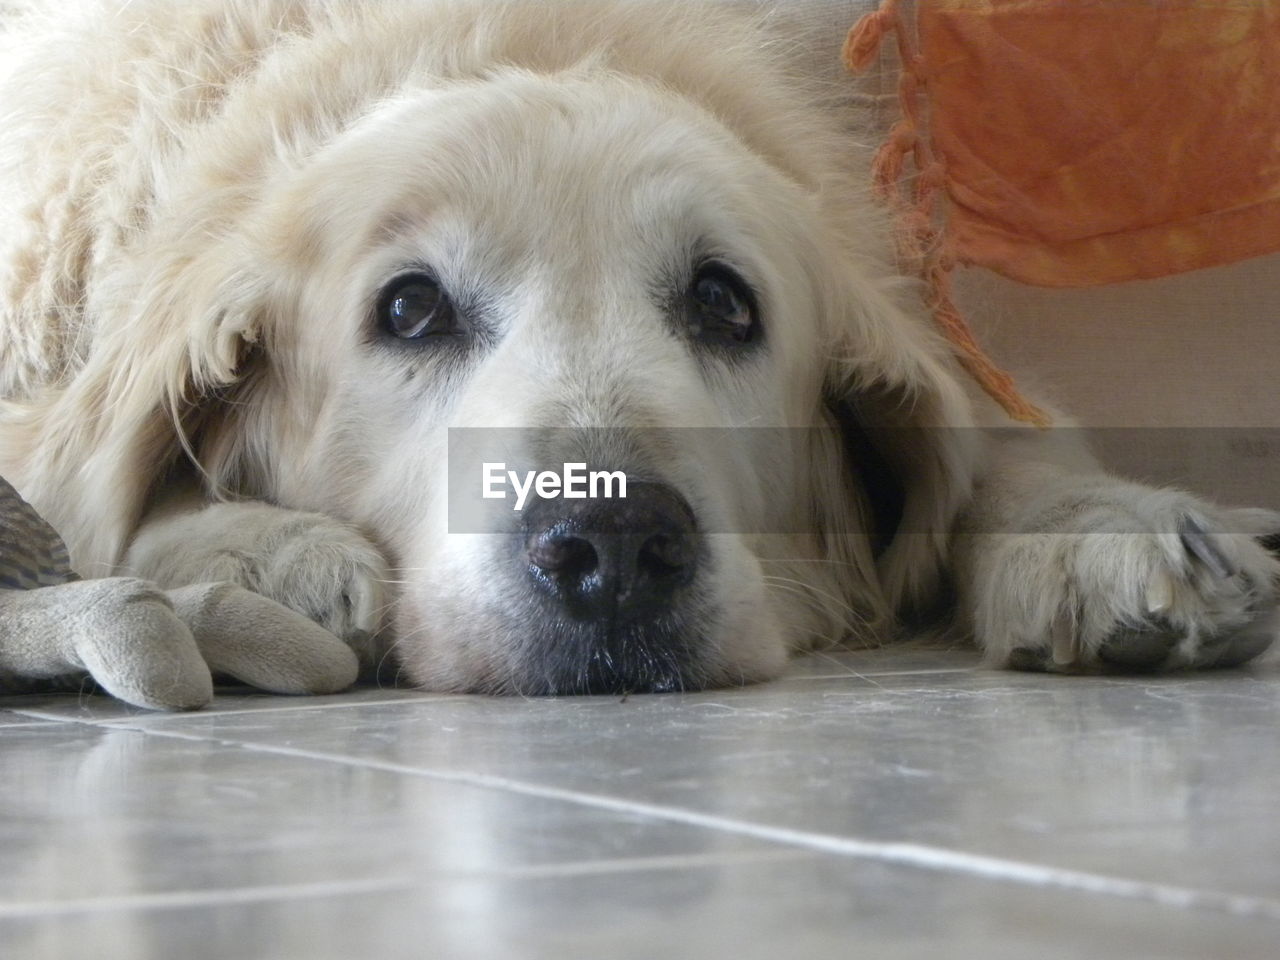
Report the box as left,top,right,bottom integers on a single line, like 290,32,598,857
5,648,1278,958
101,658,1280,902
0,723,776,906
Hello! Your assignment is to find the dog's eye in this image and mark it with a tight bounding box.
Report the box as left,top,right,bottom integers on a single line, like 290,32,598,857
378,274,458,340
687,265,758,346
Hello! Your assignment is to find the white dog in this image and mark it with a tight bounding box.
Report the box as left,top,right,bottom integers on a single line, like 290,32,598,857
0,0,1276,701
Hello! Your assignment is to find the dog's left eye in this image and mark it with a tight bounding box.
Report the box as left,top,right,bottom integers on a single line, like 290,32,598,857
378,274,459,340
687,265,758,346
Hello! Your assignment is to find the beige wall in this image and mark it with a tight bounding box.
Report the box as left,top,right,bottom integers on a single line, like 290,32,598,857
957,256,1280,431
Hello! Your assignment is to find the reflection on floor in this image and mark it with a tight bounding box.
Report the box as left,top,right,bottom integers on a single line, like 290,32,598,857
3,647,1278,959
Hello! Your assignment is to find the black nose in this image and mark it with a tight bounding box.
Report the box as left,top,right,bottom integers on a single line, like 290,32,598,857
523,481,698,624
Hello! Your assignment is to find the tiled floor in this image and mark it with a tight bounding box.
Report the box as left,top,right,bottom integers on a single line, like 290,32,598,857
2,647,1279,959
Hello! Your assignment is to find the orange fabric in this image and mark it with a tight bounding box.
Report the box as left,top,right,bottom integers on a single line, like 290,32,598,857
845,0,1280,425
846,0,1052,426
920,0,1280,287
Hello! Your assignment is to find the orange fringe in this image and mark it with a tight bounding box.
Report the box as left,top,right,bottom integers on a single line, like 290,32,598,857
844,1,1051,428
843,2,900,73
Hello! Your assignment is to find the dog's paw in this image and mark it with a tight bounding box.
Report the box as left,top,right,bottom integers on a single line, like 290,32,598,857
126,502,389,666
971,486,1280,673
166,582,360,695
238,512,389,664
0,577,214,710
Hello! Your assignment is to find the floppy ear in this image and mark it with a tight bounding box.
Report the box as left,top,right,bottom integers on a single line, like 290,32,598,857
820,271,982,622
0,245,265,574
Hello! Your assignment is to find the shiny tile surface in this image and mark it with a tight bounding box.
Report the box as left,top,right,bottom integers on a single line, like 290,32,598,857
3,648,1279,958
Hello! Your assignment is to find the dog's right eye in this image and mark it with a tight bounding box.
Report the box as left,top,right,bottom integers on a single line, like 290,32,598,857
377,275,458,340
685,262,760,349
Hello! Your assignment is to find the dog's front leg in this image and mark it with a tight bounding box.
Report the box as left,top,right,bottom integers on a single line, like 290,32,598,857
952,430,1280,672
0,578,360,709
124,493,390,671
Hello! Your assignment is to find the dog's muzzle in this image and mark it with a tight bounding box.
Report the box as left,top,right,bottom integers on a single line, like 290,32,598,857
516,481,705,693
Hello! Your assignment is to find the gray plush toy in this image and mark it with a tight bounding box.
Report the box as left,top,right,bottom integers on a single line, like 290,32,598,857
0,476,359,709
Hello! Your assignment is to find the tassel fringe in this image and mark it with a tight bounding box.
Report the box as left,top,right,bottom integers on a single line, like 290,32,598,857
845,0,1050,427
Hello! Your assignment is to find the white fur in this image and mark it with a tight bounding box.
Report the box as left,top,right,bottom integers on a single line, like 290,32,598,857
0,0,1274,694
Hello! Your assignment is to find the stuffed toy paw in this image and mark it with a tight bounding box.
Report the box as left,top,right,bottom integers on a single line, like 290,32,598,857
0,476,359,710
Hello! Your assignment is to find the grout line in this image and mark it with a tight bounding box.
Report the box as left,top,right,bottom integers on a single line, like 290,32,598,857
788,668,975,681
486,848,807,880
0,875,416,919
7,709,86,724
6,707,136,724
2,670,975,724
94,693,457,723
4,693,457,726
3,663,984,722
108,722,1280,924
0,850,809,919
0,716,64,728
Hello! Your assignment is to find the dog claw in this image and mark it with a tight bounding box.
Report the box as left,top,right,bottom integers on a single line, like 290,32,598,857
1145,572,1175,615
1180,516,1235,579
1050,608,1078,666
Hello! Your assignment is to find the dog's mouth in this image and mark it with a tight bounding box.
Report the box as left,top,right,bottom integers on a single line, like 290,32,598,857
403,571,718,696
508,614,711,696
507,482,713,694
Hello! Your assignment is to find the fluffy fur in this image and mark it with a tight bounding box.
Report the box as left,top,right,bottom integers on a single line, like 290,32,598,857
1,0,1275,697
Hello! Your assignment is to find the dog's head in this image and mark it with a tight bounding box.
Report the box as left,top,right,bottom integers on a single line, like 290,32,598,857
28,3,977,693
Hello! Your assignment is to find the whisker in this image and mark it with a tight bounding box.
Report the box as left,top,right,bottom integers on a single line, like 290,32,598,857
804,647,885,688
375,624,423,686
761,574,870,631
760,578,866,641
760,557,865,569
